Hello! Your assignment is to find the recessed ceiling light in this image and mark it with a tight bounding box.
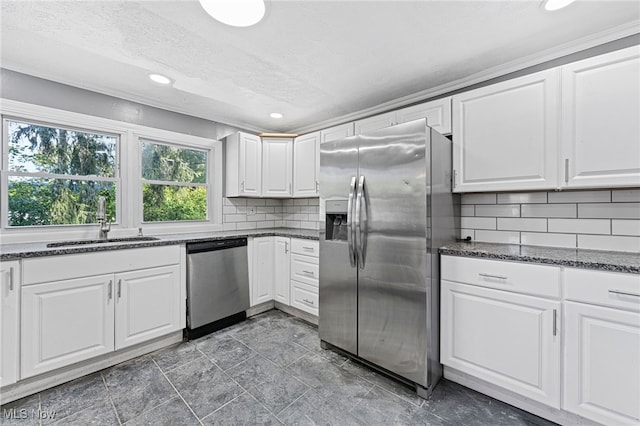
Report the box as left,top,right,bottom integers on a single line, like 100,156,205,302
270,112,283,119
148,73,171,85
543,0,576,11
199,0,265,27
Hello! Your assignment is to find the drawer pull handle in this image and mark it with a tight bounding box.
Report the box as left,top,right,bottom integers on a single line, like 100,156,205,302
117,279,122,299
609,290,640,298
478,273,507,280
302,270,315,276
302,298,315,305
303,247,315,251
108,280,113,300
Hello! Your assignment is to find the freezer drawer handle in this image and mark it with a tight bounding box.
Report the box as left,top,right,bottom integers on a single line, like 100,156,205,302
609,289,640,298
302,298,315,306
478,273,508,280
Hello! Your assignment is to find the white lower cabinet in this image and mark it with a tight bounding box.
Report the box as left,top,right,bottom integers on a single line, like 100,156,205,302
1,260,21,387
250,237,275,306
249,236,319,317
115,266,181,350
563,268,640,425
441,280,561,408
273,237,291,305
21,274,115,378
20,246,183,379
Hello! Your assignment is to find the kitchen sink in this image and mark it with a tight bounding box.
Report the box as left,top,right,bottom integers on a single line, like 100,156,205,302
46,236,160,248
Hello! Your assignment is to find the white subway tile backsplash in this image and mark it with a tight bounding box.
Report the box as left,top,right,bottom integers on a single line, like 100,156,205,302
300,221,319,230
548,190,610,203
250,213,266,221
294,199,310,206
461,193,497,205
246,199,267,206
497,218,547,232
308,198,320,206
224,214,248,223
474,230,520,244
475,204,520,217
577,235,640,253
301,206,318,214
578,203,640,219
225,198,247,207
497,192,547,204
461,217,497,230
612,220,640,236
308,214,319,221
236,222,257,230
521,204,577,218
548,219,610,235
223,206,237,214
612,189,640,202
265,199,282,206
222,223,237,231
285,221,302,228
461,205,475,217
286,206,302,213
521,232,577,248
257,206,275,214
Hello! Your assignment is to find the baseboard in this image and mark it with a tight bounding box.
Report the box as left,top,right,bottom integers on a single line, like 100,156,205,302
1,331,183,405
443,367,602,426
246,300,275,317
274,301,318,326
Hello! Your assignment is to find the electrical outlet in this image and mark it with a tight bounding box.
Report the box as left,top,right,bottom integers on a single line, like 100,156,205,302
247,207,256,215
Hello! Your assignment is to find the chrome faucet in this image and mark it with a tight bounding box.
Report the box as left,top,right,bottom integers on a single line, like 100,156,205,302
97,196,111,240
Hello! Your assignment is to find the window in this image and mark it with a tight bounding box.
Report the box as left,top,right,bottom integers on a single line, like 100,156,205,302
140,140,209,222
4,119,118,227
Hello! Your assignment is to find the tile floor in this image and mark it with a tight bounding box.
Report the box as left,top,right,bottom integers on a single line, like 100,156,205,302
1,310,557,425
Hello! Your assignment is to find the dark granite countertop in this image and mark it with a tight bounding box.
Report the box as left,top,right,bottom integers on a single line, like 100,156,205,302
439,241,640,274
0,228,319,260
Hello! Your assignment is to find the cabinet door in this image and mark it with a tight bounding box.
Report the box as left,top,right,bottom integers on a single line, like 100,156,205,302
115,265,181,350
239,132,262,196
273,237,291,305
251,237,274,306
355,111,396,134
262,138,293,197
293,133,319,197
561,45,640,188
1,261,20,386
21,275,115,378
397,97,452,134
452,69,559,192
564,301,640,425
320,122,354,144
441,280,561,408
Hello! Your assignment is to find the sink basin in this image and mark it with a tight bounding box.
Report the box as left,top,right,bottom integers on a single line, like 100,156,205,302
46,236,160,248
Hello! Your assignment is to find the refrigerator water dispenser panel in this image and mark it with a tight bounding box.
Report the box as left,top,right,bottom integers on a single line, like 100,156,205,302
325,200,348,241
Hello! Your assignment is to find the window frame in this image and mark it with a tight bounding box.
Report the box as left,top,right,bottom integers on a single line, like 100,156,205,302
0,99,223,244
2,116,122,229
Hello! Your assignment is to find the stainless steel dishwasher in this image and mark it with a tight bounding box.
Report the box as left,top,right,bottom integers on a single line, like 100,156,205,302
185,238,250,339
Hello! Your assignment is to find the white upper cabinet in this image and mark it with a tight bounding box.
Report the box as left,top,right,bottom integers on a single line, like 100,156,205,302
262,138,293,197
396,97,452,134
1,261,20,387
226,132,262,197
354,97,452,135
320,122,354,144
561,45,640,189
452,69,560,193
293,132,320,197
355,111,396,134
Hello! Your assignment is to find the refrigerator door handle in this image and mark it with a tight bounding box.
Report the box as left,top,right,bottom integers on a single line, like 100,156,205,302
347,176,357,267
355,175,366,269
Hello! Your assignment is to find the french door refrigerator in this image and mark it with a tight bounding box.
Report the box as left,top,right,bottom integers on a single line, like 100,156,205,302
319,118,458,397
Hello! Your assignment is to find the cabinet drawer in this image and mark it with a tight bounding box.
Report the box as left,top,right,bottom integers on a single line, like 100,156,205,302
441,255,561,298
23,245,181,285
291,254,319,286
290,280,318,316
565,268,640,312
291,239,319,257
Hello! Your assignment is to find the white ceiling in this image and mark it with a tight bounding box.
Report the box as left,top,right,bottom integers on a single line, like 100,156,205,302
1,1,639,133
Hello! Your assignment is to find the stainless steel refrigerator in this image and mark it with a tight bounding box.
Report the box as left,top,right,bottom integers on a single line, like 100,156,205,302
319,118,458,397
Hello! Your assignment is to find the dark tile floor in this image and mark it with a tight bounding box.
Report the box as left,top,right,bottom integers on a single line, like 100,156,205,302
1,310,557,425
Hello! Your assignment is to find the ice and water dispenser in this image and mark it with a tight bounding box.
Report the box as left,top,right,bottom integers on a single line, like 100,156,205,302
325,200,349,241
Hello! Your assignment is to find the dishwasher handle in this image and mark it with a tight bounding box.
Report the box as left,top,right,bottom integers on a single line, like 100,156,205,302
187,238,247,254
